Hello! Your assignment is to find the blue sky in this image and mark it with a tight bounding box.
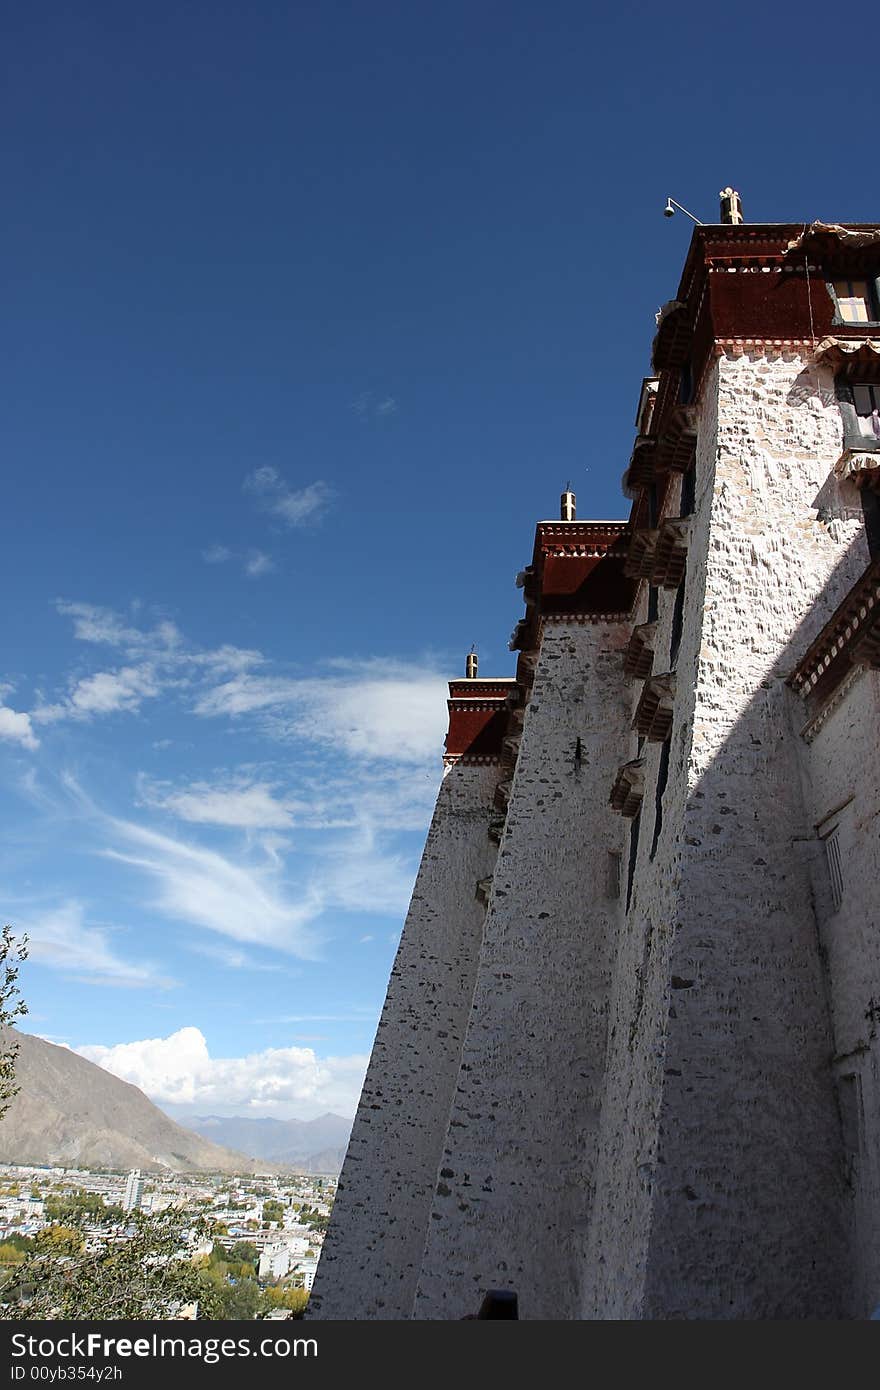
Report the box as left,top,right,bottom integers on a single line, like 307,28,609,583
2,0,876,1120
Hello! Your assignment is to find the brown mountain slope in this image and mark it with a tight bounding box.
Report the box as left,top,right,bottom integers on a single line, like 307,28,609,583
0,1029,257,1174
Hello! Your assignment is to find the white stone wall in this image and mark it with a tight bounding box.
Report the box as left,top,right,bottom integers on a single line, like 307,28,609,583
583,366,720,1317
307,761,500,1319
640,352,867,1318
413,621,631,1320
798,666,880,1316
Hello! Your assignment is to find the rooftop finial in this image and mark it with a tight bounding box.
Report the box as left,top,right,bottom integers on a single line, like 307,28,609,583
561,486,576,522
466,647,478,679
719,187,744,225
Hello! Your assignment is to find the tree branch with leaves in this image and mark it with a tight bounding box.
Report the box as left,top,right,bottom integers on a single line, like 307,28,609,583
0,926,28,1121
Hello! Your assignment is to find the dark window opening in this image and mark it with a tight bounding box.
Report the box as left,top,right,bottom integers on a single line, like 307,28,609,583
863,486,880,559
853,382,880,444
680,462,696,517
650,739,672,861
669,580,686,666
679,361,694,405
647,482,659,528
647,585,659,623
625,813,641,913
836,376,880,453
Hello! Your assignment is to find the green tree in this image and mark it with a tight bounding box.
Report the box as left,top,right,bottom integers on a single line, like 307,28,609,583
0,1211,223,1321
263,1285,309,1317
0,927,28,1120
230,1240,258,1266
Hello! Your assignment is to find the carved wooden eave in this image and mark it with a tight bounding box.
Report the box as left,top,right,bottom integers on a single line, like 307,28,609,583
623,436,658,495
650,516,691,589
609,758,646,817
623,621,658,679
785,223,880,256
655,405,697,474
633,672,676,741
789,557,880,730
833,448,880,487
652,301,694,373
812,336,880,371
624,528,658,579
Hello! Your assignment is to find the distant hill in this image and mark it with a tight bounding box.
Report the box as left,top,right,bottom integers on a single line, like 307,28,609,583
179,1113,352,1174
0,1029,257,1174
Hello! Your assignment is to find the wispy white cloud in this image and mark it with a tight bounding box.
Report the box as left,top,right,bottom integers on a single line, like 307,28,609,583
351,391,398,421
243,467,331,528
183,940,297,974
202,545,232,565
56,602,181,652
76,1026,366,1118
0,705,39,751
33,664,161,725
244,550,275,578
101,816,322,957
23,901,174,989
194,660,448,764
141,778,295,831
30,604,265,731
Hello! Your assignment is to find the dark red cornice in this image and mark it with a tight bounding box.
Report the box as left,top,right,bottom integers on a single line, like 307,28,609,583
510,520,634,655
444,679,516,762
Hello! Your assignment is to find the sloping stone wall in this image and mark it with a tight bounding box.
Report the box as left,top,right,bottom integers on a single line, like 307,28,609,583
798,665,880,1317
413,621,630,1320
308,761,500,1319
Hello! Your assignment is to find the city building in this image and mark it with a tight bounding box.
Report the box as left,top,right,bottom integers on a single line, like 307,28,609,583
122,1169,144,1214
310,196,880,1320
259,1244,291,1281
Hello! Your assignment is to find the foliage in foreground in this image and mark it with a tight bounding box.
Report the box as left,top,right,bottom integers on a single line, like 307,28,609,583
0,1213,309,1320
0,1211,224,1321
0,927,28,1121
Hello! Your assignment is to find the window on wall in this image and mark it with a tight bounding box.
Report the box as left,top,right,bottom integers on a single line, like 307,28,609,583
831,277,880,325
836,377,880,451
853,382,880,443
862,486,880,560
625,813,641,913
678,360,694,406
649,740,672,861
669,581,686,667
823,825,844,913
680,462,696,518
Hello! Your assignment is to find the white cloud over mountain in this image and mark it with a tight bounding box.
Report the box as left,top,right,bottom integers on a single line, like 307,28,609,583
77,1026,368,1118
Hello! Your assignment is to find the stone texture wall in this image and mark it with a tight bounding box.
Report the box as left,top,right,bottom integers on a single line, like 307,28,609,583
413,621,631,1320
640,351,867,1318
308,760,500,1319
798,666,880,1317
583,375,720,1317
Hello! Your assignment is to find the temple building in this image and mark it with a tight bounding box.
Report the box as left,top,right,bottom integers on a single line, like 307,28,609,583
309,196,880,1320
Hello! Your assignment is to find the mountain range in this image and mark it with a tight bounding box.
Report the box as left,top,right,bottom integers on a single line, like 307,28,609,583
0,1029,353,1175
0,1028,258,1174
176,1113,352,1174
